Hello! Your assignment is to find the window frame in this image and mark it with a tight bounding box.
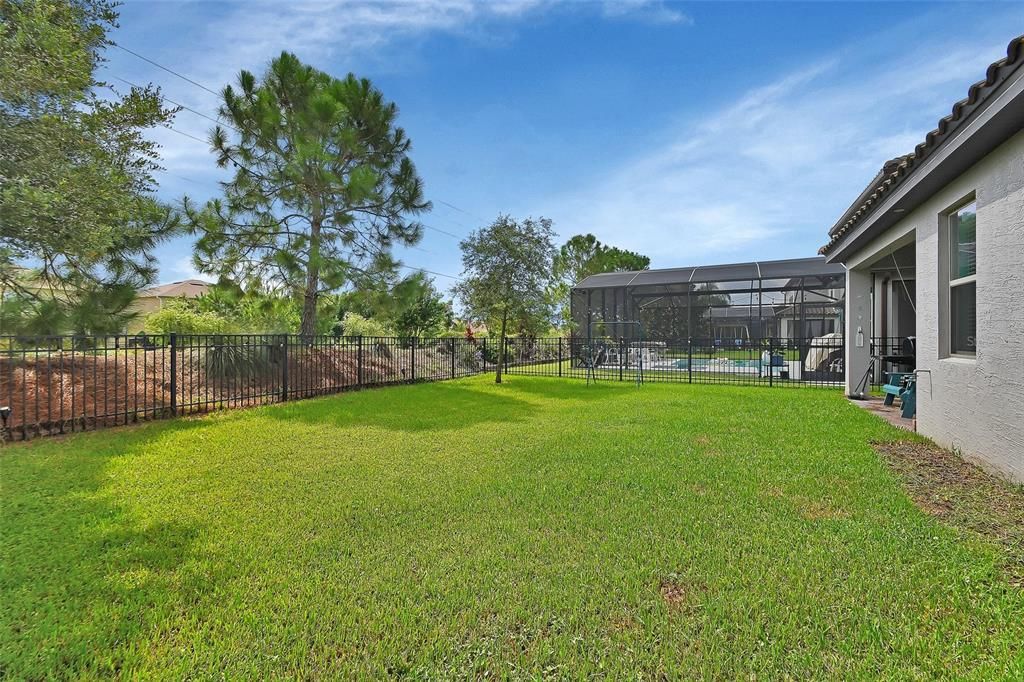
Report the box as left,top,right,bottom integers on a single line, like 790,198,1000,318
945,197,977,357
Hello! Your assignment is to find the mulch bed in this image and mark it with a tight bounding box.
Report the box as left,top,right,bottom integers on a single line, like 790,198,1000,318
873,440,1024,587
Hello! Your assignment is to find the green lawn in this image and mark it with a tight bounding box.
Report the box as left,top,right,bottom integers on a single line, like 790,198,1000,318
2,376,1022,678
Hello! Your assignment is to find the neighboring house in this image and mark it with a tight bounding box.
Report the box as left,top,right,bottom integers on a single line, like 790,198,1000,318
821,35,1024,483
127,279,213,332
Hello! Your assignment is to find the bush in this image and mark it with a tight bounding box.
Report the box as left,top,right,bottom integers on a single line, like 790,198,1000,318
338,312,395,338
144,300,234,335
456,342,483,371
480,340,499,365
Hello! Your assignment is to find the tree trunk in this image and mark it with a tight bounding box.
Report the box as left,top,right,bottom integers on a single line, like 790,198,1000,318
495,307,507,384
300,218,322,338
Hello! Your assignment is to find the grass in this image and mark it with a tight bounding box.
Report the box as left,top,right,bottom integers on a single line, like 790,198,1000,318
2,376,1023,678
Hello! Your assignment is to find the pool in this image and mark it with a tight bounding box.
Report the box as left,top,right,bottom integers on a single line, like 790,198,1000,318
669,358,762,370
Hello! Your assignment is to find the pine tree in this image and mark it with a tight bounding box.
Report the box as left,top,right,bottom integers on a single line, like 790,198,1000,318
0,0,180,334
184,52,430,337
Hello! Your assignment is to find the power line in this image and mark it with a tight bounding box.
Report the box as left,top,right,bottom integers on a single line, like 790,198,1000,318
111,75,242,134
436,199,486,224
163,124,209,146
113,44,465,281
113,43,220,97
401,265,459,280
420,222,463,240
156,136,467,243
114,43,482,232
165,172,210,186
153,161,461,279
403,243,436,256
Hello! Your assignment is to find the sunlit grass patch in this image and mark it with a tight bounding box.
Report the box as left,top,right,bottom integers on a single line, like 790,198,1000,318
2,376,1022,678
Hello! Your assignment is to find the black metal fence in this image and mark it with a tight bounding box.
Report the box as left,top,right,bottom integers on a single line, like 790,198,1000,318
503,336,847,388
0,334,494,441
1,332,914,441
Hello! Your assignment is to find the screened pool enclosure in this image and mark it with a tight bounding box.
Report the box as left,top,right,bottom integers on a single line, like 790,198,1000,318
571,257,846,344
534,256,850,386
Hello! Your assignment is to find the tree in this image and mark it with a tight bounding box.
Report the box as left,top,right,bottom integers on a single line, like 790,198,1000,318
334,269,447,335
392,277,452,337
455,215,556,383
184,52,430,337
0,0,180,334
550,234,650,329
553,233,649,284
331,270,453,338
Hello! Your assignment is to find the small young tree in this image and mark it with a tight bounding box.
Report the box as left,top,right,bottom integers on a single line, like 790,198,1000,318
390,273,451,337
455,215,556,383
184,52,430,337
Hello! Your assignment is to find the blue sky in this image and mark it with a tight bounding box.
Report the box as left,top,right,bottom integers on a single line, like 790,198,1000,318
102,0,1024,291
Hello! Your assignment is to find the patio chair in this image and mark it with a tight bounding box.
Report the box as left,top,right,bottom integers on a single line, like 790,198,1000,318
881,372,913,406
881,372,916,418
899,378,917,419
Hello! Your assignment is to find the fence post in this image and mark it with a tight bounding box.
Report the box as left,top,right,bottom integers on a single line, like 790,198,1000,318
558,338,563,377
482,338,488,373
280,334,289,401
451,339,456,379
411,336,416,382
768,337,774,388
503,338,509,376
687,337,692,384
619,337,625,382
169,332,178,416
841,335,846,387
357,335,363,387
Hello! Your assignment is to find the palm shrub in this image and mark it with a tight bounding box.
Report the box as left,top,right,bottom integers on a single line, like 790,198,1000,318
202,336,274,384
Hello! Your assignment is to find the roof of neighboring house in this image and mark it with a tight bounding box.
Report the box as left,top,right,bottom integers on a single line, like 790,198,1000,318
573,256,845,290
138,279,213,299
820,34,1024,256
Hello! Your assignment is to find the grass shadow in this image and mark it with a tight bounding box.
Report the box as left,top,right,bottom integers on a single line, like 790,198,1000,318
264,380,537,433
1,422,209,677
498,375,633,401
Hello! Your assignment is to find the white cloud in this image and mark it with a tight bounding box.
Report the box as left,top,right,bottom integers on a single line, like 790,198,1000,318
111,0,693,204
534,23,1018,265
600,0,692,25
111,1,555,198
164,255,207,283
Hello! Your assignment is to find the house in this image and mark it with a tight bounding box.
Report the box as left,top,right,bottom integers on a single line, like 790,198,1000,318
821,35,1024,483
127,279,213,332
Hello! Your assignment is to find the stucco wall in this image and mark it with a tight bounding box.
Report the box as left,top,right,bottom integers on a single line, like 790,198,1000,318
875,129,1024,482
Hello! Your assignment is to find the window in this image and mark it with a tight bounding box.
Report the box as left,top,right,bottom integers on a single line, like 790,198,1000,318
948,201,977,355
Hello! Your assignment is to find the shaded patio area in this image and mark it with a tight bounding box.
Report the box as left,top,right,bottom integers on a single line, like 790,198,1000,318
850,395,915,431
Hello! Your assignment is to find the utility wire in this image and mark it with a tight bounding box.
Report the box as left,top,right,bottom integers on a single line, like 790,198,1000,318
402,266,459,280
113,44,465,281
436,199,486,224
113,43,220,97
114,43,485,228
420,222,462,240
156,140,461,279
163,125,209,146
158,130,465,243
112,75,242,134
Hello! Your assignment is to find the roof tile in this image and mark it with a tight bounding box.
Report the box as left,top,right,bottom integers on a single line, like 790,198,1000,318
821,34,1024,255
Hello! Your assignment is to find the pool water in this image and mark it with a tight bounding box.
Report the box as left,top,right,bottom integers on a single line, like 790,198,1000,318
670,358,762,369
